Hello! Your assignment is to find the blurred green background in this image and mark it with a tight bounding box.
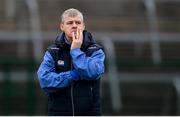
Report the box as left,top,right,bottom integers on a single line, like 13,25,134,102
0,0,180,116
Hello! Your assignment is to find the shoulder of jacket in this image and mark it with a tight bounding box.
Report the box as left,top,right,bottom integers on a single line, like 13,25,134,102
47,44,59,51
87,43,103,51
46,44,60,62
84,43,104,56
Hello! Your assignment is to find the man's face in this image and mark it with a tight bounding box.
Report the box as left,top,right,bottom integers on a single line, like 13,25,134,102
60,16,85,42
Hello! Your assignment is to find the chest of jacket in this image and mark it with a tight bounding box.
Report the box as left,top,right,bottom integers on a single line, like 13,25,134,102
51,48,99,98
56,49,72,72
47,46,101,114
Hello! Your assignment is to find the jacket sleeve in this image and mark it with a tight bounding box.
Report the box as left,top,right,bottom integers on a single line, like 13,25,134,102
70,48,105,80
37,51,79,93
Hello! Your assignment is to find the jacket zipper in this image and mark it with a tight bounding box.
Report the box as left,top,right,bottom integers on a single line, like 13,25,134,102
71,84,75,115
70,58,75,115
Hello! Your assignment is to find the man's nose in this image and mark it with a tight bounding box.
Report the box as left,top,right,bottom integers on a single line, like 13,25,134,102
72,22,77,27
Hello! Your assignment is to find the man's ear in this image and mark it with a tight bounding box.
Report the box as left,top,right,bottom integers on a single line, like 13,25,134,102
60,23,64,31
83,22,85,30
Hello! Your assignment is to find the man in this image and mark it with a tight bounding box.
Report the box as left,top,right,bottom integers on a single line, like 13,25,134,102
37,8,105,116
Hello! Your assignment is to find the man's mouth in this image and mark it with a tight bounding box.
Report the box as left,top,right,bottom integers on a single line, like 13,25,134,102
72,30,77,34
72,29,77,33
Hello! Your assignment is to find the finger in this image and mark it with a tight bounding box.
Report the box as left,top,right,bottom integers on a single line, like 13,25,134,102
79,29,83,42
78,28,82,41
74,31,77,39
76,29,79,40
72,31,75,41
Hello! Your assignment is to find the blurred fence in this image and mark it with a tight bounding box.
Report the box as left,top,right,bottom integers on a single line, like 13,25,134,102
0,53,179,115
0,58,45,115
0,0,180,116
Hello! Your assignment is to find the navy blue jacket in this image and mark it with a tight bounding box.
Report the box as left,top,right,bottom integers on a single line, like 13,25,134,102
37,31,105,115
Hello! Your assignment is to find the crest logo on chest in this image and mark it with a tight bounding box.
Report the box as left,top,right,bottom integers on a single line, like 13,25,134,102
57,60,64,66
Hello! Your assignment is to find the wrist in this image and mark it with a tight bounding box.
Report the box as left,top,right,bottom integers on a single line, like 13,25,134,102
71,42,82,50
71,45,80,50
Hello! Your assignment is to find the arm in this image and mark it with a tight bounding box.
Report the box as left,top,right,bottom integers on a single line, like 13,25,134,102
70,48,105,80
37,51,79,93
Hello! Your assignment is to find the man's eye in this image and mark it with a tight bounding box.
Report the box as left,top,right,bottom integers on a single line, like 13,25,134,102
76,22,81,24
67,22,72,25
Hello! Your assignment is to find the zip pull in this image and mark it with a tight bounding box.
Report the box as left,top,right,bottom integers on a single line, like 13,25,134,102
90,87,93,91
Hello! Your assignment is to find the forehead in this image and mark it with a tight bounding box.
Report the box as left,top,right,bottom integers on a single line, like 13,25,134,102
63,16,83,22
